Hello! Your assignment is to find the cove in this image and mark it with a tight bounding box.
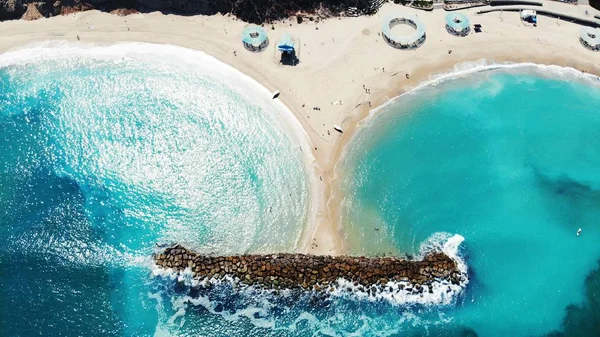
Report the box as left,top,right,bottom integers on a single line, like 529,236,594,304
0,43,309,336
340,65,600,337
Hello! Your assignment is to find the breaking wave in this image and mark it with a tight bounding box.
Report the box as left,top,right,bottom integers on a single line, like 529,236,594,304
148,234,469,335
0,42,313,336
365,59,600,124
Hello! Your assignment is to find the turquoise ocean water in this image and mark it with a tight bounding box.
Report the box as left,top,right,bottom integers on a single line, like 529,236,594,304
1,44,599,337
340,65,600,337
0,43,312,336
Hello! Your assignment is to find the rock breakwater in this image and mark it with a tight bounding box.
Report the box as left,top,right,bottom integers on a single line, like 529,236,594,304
153,244,466,293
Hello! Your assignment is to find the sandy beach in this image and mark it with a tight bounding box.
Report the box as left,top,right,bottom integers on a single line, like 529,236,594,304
1,1,599,256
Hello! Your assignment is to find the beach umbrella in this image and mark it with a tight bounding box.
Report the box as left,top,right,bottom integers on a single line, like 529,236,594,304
277,33,295,52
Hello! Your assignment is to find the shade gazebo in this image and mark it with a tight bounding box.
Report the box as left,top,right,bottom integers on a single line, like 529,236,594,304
445,12,471,36
382,13,426,49
277,33,295,52
242,25,269,52
277,33,298,65
580,27,600,51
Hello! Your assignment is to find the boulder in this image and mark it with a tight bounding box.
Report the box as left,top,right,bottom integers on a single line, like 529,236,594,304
21,3,42,20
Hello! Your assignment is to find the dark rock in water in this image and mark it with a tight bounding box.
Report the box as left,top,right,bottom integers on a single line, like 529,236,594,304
189,287,200,298
546,260,600,337
153,244,464,293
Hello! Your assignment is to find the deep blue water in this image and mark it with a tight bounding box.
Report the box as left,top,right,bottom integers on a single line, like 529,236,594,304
340,66,600,337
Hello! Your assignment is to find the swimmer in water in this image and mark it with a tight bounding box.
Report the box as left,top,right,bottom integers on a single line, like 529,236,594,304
577,228,582,236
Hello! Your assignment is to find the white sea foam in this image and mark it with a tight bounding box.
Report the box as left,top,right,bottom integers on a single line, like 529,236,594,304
151,268,280,333
148,239,463,336
0,41,316,170
419,232,467,275
0,41,319,254
329,233,468,306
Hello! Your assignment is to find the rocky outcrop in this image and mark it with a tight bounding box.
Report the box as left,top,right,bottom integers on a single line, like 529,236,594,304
1,0,381,24
153,244,465,292
109,7,138,15
0,0,23,20
21,2,42,20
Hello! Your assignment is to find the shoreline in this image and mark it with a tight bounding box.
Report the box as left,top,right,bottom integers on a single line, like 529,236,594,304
0,41,321,255
1,2,599,256
327,60,600,254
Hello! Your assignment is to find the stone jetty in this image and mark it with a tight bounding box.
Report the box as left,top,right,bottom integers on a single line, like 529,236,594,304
153,245,465,292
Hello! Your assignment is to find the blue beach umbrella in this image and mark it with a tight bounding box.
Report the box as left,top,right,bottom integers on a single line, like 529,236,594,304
277,33,295,52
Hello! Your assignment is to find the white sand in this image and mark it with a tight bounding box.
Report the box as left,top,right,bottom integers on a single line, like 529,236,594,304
1,2,599,255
